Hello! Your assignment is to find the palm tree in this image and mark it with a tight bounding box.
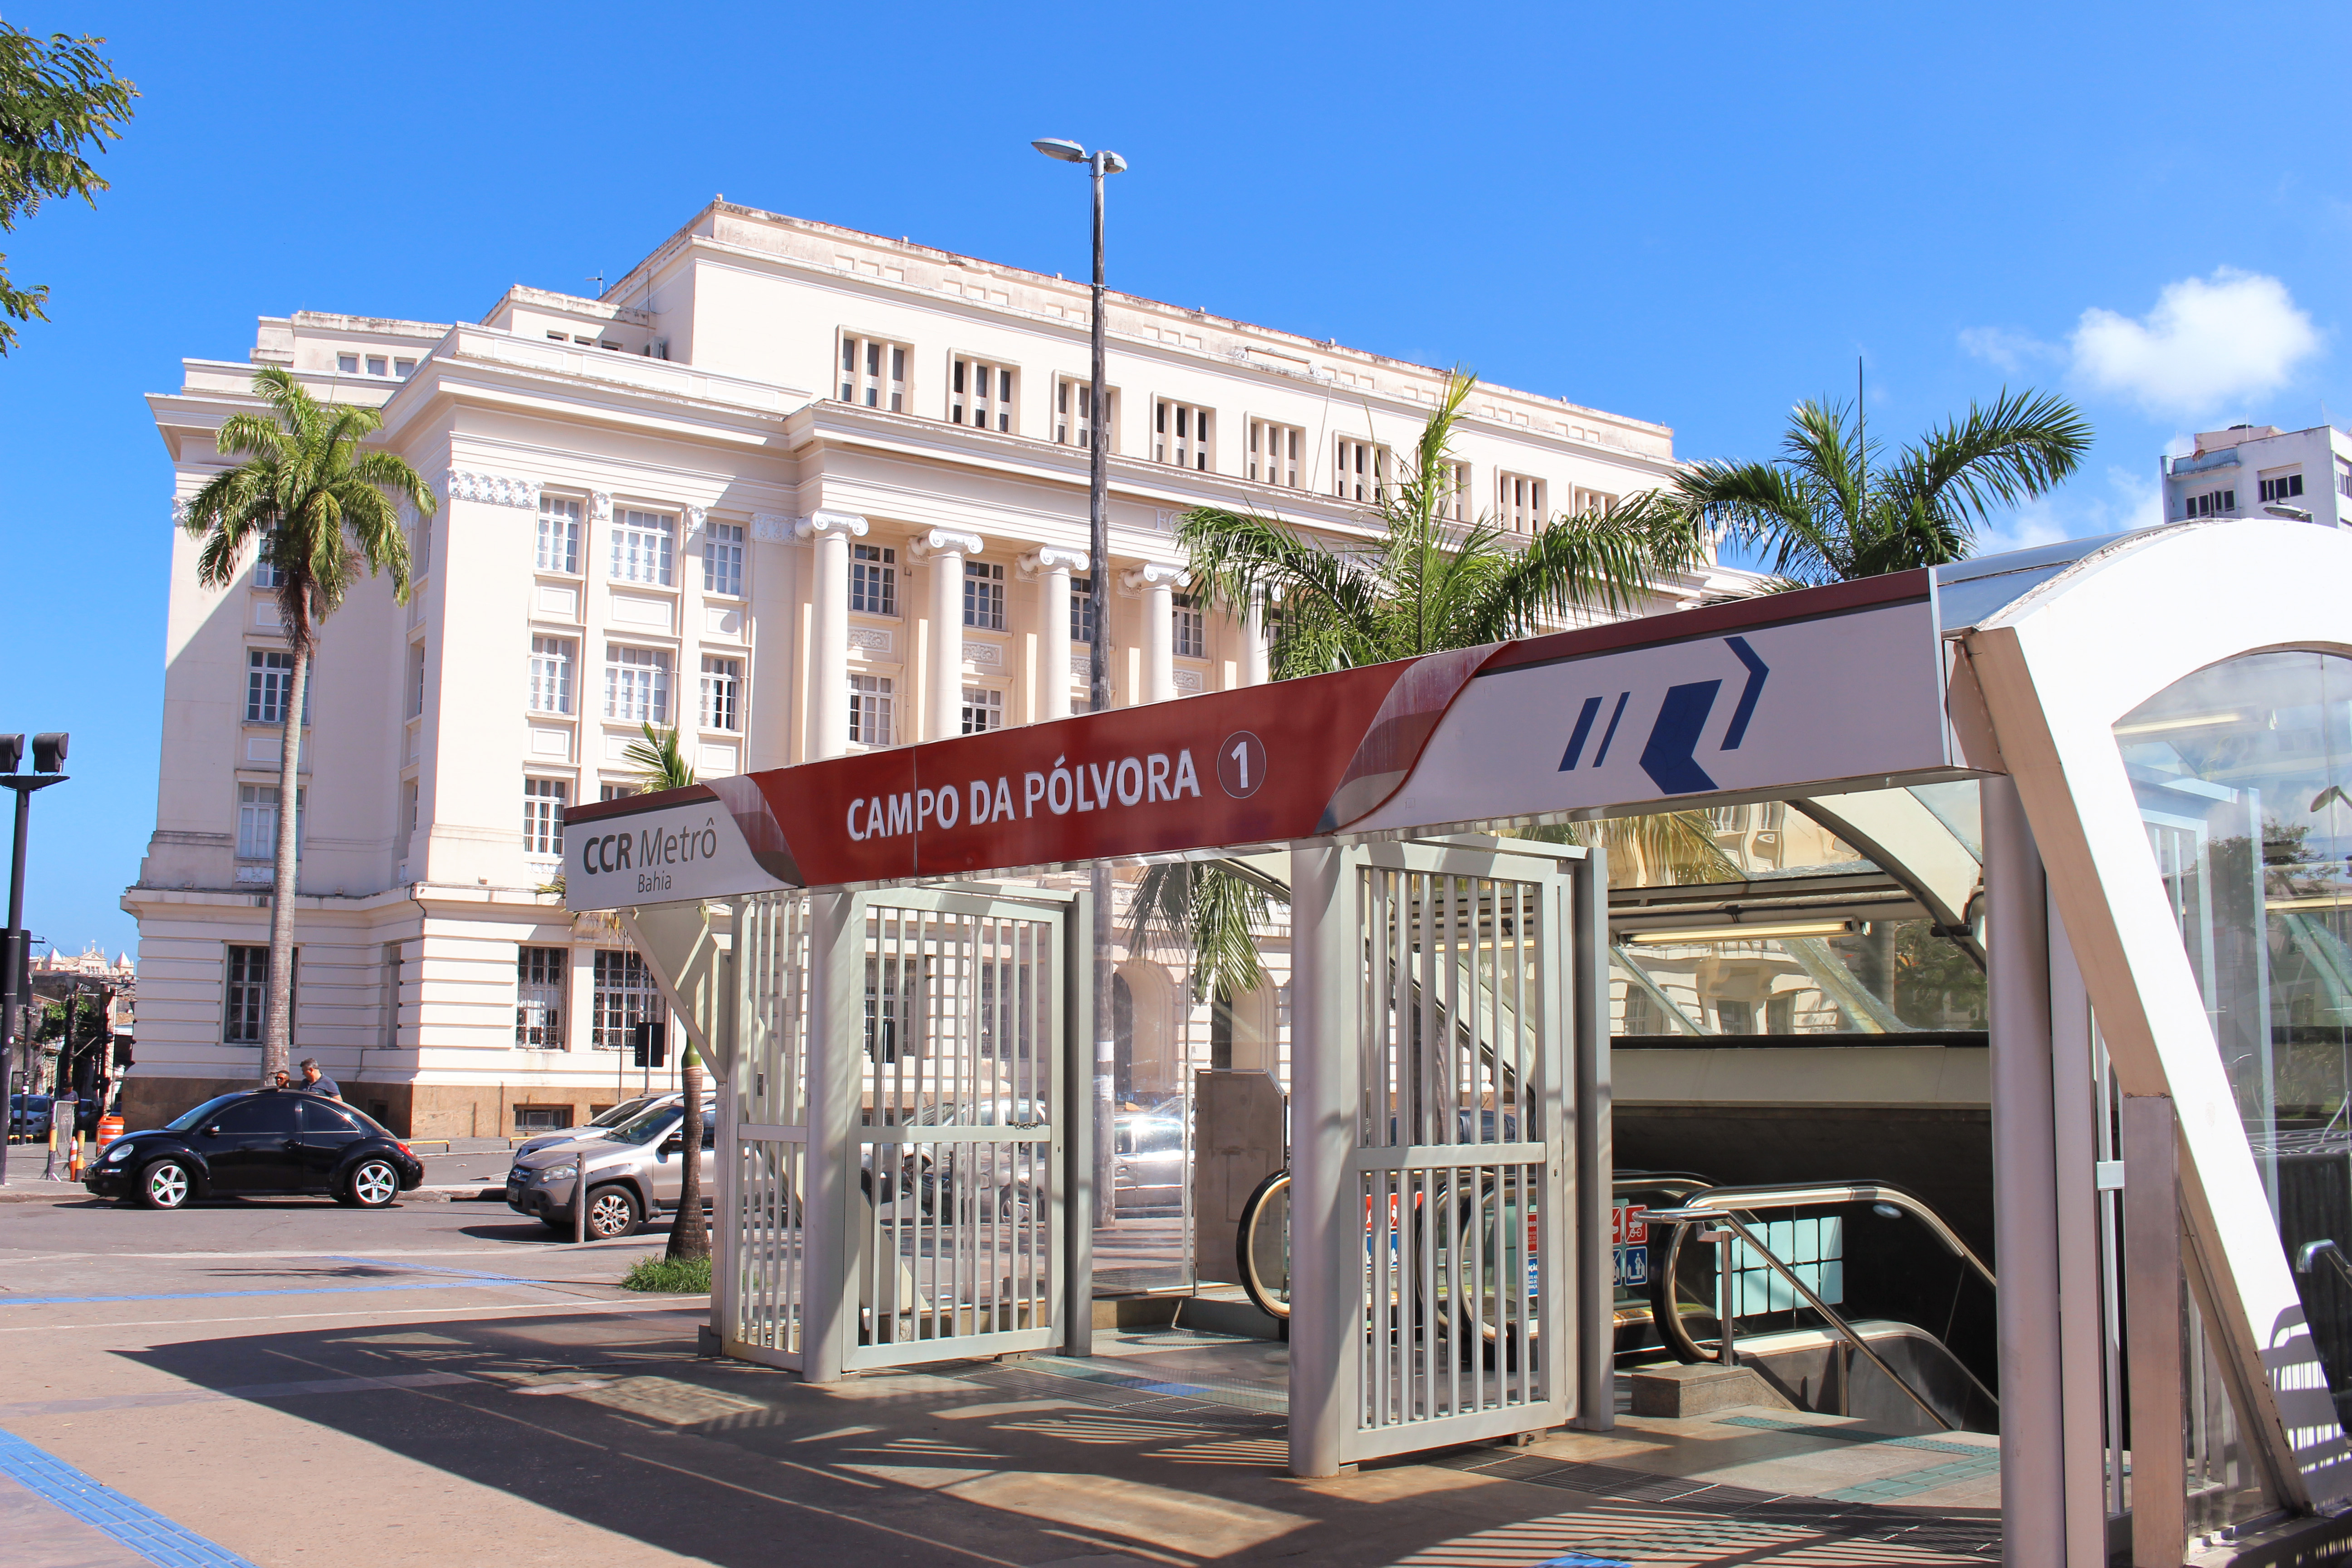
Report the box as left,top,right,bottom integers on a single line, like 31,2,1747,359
624,723,708,1262
1141,372,1716,1000
1676,390,2091,587
179,368,433,1086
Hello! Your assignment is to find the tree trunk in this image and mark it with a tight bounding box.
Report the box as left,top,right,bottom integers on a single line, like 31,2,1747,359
668,1046,709,1261
263,647,307,1085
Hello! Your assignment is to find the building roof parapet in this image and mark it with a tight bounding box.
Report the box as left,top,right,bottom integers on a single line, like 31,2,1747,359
480,284,654,328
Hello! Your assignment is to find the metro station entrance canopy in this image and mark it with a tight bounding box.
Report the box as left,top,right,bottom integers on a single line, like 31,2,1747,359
566,518,2352,1565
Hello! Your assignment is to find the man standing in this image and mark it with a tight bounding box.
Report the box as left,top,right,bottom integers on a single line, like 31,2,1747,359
296,1058,341,1101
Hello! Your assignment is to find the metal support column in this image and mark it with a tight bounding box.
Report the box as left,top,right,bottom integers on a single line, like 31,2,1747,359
2122,1094,2184,1565
1987,774,2065,1567
1571,845,1613,1431
2049,893,2108,1566
801,890,861,1383
1063,880,1096,1357
1288,843,1354,1479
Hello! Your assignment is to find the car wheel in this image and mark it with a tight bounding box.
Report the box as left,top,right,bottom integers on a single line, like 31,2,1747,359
346,1159,401,1209
138,1160,193,1210
585,1184,641,1240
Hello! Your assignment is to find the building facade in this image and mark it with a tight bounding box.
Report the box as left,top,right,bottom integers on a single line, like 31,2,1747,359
127,200,1749,1137
2161,421,2352,527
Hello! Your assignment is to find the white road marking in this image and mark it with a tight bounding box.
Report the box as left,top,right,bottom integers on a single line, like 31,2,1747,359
0,1296,710,1334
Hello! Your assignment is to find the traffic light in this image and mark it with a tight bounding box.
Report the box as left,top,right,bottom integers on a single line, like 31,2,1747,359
629,1020,666,1068
0,735,19,773
29,734,66,774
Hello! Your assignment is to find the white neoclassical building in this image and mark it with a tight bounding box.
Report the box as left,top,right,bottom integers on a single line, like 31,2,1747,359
126,199,1751,1137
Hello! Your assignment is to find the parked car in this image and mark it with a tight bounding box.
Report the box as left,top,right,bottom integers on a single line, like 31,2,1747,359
1114,1108,1185,1212
512,1092,677,1162
505,1098,714,1239
84,1090,424,1210
8,1093,52,1141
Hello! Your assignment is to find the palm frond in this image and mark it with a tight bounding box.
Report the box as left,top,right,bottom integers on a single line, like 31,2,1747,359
625,722,697,791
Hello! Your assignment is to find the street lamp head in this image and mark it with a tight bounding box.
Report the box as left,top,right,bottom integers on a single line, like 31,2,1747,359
1032,138,1088,163
1100,151,1128,175
29,734,65,774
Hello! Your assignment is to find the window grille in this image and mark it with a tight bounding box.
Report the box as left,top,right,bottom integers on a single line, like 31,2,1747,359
848,674,894,746
537,496,581,573
515,947,566,1047
850,543,897,615
604,644,671,723
961,686,1004,734
963,559,1006,630
522,778,566,856
1155,399,1212,470
1055,378,1112,448
1250,419,1303,488
700,656,742,732
1071,575,1096,644
1498,472,1545,533
246,649,300,724
608,509,674,585
1335,438,1389,503
591,949,665,1051
703,521,744,596
840,334,908,411
1173,592,1205,660
237,784,304,861
529,637,575,715
952,357,1014,431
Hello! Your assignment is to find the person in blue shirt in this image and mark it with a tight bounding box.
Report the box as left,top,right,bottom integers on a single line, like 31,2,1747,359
297,1059,342,1101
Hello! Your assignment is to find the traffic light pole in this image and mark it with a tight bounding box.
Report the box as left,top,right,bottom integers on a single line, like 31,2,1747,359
2,773,67,1188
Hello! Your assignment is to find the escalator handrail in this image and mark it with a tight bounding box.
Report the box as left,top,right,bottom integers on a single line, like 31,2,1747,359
1646,1205,1966,1431
1664,1181,1996,1293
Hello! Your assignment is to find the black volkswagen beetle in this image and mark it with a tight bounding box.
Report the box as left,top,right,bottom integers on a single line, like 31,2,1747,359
85,1089,425,1210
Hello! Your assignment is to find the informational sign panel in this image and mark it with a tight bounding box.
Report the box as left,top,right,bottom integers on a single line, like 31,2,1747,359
566,571,1948,911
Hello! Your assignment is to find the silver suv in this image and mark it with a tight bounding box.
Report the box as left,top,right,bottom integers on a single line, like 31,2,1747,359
505,1098,714,1239
512,1092,677,1162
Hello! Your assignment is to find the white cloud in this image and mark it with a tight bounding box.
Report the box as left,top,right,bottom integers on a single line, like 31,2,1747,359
2066,268,2320,419
1956,326,2054,377
1975,466,2164,557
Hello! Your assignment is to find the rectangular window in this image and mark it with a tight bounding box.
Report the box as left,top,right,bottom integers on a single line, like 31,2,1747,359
236,784,304,862
246,649,298,724
412,514,431,577
2186,487,2236,519
608,509,675,585
407,642,427,719
537,496,581,573
336,353,358,373
1070,575,1096,644
951,356,1015,432
515,946,566,1048
839,333,908,412
960,686,1004,735
1054,378,1114,449
850,543,897,615
224,944,296,1044
366,354,388,377
522,778,566,856
402,779,418,837
1498,472,1545,533
2259,474,2306,504
962,559,1006,630
1154,399,1212,470
1173,593,1206,660
603,644,671,723
1335,438,1390,503
2338,461,2352,500
848,673,894,746
528,636,574,715
254,558,282,589
700,655,742,731
702,521,744,596
393,357,416,378
591,949,665,1051
1249,419,1303,488
1441,461,1471,524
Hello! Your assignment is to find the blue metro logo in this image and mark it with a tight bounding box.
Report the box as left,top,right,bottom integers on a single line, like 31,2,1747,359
1557,636,1770,795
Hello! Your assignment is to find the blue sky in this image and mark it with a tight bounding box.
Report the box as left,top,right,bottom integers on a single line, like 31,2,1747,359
5,1,2348,958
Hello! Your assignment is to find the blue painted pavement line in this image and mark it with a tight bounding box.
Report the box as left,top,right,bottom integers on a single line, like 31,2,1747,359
0,1280,514,1307
325,1254,538,1284
0,1422,259,1568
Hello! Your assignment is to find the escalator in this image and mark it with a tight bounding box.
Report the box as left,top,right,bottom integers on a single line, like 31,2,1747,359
1235,1167,1998,1434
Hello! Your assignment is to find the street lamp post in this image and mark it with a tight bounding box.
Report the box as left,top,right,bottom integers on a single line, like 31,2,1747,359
1033,137,1127,1227
0,732,69,1189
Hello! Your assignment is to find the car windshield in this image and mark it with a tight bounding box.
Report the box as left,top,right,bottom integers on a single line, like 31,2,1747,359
165,1093,247,1132
603,1104,682,1146
591,1097,656,1128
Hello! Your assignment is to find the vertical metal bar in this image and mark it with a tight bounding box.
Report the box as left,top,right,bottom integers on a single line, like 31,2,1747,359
802,890,862,1382
1986,775,2064,1566
1289,843,1354,1476
2051,891,2109,1568
2124,1093,2185,1565
1064,890,1092,1355
1569,847,1607,1428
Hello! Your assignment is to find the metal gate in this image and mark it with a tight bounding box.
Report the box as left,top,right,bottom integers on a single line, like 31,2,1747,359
1292,839,1595,1472
723,884,1077,1378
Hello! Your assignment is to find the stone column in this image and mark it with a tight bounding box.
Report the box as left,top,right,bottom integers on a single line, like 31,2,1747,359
1020,547,1089,722
1125,561,1182,704
911,528,984,740
1242,594,1270,686
793,510,867,760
